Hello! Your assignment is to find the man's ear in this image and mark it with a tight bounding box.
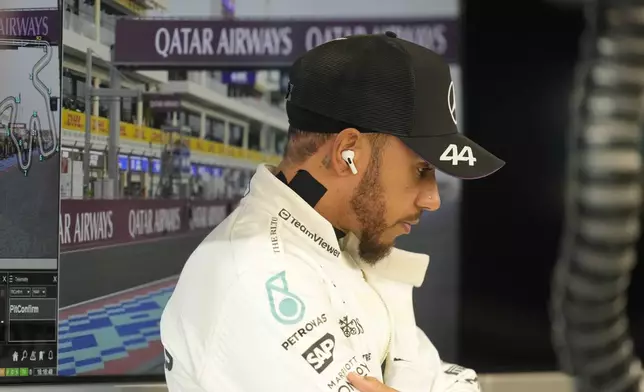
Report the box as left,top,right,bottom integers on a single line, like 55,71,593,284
328,128,363,176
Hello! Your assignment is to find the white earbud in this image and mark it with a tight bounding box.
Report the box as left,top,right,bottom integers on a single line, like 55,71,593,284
341,150,358,175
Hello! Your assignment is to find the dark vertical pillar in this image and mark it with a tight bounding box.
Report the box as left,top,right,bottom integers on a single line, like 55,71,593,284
459,0,584,372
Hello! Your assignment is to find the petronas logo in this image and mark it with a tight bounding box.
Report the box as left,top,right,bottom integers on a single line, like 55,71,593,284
266,271,306,324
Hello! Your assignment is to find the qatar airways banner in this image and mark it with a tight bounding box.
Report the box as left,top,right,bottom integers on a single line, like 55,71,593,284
59,199,233,252
0,9,61,43
113,18,458,69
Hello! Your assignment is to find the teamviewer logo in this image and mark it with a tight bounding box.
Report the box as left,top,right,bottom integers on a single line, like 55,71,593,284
278,209,291,221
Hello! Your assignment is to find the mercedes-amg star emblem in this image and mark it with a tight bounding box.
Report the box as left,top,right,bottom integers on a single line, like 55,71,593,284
448,81,457,125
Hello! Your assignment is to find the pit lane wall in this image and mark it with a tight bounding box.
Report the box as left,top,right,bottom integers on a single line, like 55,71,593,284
59,199,236,251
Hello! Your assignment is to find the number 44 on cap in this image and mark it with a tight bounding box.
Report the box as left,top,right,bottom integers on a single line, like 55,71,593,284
439,144,477,166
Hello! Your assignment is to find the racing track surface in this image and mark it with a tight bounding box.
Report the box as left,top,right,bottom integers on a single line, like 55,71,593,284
57,232,210,376
0,154,59,259
59,231,208,307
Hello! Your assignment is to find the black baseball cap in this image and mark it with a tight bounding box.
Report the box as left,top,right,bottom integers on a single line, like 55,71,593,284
284,31,504,180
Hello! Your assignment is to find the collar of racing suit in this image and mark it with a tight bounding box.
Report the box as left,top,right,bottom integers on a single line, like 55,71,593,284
344,234,430,288
249,164,430,287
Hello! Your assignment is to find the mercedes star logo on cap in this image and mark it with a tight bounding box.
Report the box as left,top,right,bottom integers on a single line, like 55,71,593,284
448,81,457,125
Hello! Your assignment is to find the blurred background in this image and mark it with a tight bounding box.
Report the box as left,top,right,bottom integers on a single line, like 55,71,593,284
1,0,644,390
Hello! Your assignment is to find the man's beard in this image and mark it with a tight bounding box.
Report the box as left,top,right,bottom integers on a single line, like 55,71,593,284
349,155,392,265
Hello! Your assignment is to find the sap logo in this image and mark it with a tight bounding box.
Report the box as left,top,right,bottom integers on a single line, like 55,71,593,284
302,333,335,373
282,313,328,350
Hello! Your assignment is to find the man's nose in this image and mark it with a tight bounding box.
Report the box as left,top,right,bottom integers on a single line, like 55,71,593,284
416,184,441,211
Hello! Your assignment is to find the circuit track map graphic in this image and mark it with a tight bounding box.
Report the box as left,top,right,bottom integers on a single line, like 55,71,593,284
0,7,61,260
0,36,59,175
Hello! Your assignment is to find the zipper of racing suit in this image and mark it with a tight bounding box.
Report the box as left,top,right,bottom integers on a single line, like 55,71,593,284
360,269,392,366
301,255,377,373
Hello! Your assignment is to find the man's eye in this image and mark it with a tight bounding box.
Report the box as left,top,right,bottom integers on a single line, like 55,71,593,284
417,167,434,178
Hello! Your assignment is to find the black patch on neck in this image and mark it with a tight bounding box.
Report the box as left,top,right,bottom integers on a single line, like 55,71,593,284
277,170,346,239
333,227,346,240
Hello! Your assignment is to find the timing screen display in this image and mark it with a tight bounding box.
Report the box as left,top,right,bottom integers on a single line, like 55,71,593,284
0,271,58,377
0,3,62,381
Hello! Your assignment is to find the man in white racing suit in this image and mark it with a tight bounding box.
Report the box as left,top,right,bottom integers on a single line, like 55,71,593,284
161,31,504,392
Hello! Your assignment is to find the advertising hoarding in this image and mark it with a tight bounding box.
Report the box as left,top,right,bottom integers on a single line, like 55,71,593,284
59,199,234,252
114,18,458,69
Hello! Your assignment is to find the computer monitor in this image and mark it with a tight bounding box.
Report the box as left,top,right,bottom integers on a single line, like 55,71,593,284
0,1,62,381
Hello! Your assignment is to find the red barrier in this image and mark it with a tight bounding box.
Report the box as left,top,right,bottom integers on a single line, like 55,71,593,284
60,199,232,251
